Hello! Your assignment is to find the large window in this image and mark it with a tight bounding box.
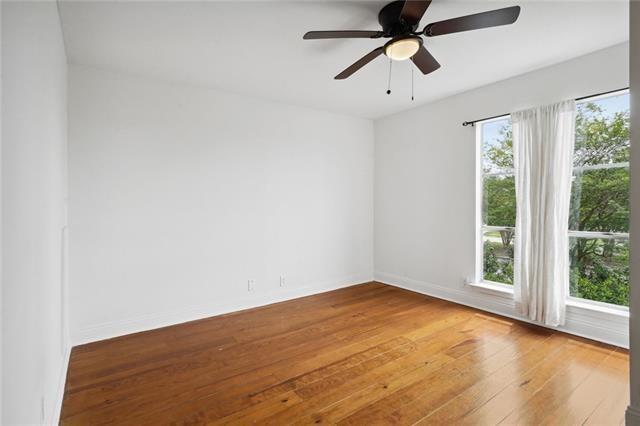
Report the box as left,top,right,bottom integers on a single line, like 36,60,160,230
477,91,630,307
569,92,630,307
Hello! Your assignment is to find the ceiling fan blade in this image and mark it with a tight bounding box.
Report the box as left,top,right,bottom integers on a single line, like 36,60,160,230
303,30,383,40
411,46,441,75
423,6,520,37
335,47,385,80
399,0,432,26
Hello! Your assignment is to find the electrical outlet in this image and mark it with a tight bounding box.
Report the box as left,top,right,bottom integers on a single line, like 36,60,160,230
247,279,255,291
279,276,286,287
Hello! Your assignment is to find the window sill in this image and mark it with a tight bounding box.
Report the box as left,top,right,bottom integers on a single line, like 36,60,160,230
566,299,629,318
466,281,514,297
466,281,629,318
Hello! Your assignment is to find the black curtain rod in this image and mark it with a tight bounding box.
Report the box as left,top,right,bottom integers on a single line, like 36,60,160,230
461,87,629,127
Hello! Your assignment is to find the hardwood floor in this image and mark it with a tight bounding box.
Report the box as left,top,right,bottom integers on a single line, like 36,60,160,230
60,282,629,425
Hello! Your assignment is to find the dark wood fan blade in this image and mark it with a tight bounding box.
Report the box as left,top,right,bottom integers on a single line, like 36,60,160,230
335,47,385,80
399,0,432,26
424,6,520,37
411,46,440,75
303,30,383,40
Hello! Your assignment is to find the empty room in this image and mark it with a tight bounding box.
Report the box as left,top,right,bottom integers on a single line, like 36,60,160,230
2,0,639,424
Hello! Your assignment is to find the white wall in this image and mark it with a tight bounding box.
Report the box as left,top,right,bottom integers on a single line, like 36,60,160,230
1,1,69,424
627,2,640,424
68,65,374,344
374,42,630,347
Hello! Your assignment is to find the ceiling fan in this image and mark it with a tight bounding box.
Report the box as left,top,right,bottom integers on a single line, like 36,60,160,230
303,0,521,80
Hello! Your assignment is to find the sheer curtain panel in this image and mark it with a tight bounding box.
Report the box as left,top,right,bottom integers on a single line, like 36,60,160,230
512,100,576,326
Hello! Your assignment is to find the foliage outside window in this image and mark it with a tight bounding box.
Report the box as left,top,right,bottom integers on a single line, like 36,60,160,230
478,92,630,307
480,118,515,285
569,93,630,306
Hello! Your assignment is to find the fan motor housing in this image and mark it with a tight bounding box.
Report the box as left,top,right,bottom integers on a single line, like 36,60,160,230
378,0,419,36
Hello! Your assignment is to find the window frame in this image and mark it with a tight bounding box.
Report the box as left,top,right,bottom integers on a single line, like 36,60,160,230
474,90,630,310
475,114,513,291
567,89,630,311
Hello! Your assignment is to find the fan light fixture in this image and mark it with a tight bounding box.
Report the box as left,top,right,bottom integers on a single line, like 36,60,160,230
384,36,421,61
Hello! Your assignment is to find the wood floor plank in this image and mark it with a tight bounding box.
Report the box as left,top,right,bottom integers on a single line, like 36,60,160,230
130,303,459,424
66,284,394,384
62,287,432,423
414,331,566,425
336,321,534,425
278,315,508,424
60,282,629,425
67,283,390,376
583,349,630,425
497,340,614,425
457,339,613,425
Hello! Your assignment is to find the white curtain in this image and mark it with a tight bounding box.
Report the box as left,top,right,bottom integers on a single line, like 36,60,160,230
512,100,576,326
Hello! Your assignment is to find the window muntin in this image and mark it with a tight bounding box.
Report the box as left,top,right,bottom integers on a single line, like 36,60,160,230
476,90,630,307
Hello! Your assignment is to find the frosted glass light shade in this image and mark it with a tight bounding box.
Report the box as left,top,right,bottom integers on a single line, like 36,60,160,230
385,38,420,61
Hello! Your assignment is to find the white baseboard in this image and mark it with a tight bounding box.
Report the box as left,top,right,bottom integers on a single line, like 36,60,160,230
72,273,372,346
47,344,71,425
375,271,629,348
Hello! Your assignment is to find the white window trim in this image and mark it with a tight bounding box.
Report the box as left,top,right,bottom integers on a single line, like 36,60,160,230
484,169,514,177
573,162,629,172
483,225,515,232
567,296,629,316
475,123,483,287
475,115,512,288
467,280,513,297
569,230,629,239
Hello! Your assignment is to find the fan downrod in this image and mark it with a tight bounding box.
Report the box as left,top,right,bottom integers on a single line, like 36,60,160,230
378,0,419,36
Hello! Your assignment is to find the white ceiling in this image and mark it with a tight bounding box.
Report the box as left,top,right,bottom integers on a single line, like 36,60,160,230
58,1,629,119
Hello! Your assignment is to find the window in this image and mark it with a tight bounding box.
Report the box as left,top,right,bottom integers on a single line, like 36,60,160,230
569,91,630,307
476,90,630,307
478,116,514,286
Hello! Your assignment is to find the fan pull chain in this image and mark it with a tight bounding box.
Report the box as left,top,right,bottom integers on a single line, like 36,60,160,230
411,64,414,101
386,57,392,95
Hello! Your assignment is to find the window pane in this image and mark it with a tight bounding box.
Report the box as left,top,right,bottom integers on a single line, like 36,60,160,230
481,117,515,287
575,93,630,167
483,175,516,227
482,118,512,173
569,167,629,233
569,237,629,306
483,231,514,285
